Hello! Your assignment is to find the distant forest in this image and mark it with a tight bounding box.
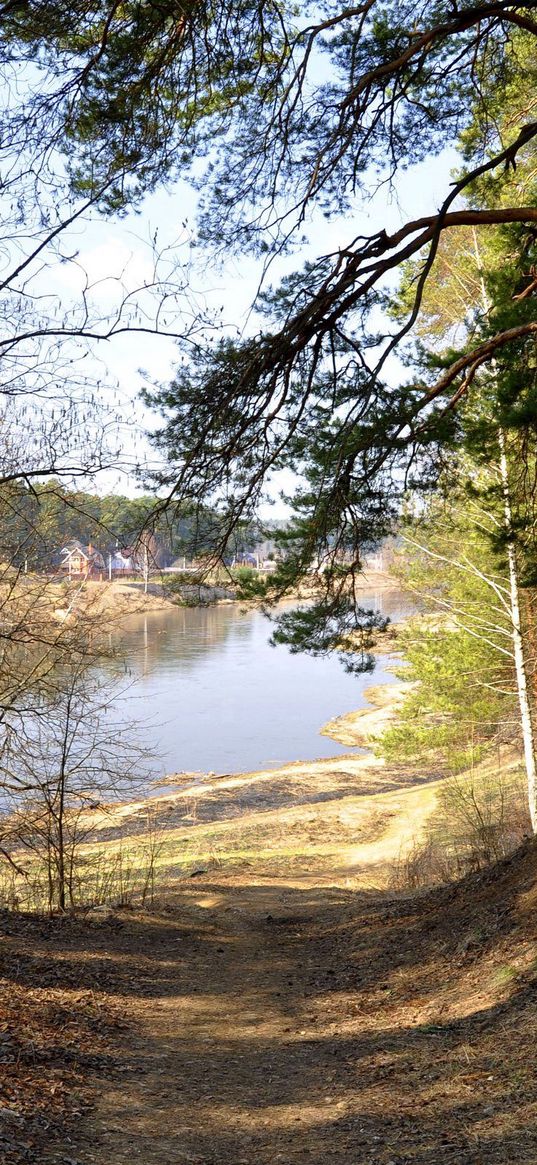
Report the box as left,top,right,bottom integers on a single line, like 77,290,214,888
0,481,262,571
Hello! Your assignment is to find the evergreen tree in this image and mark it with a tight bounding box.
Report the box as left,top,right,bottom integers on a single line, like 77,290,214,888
383,492,520,773
3,4,537,653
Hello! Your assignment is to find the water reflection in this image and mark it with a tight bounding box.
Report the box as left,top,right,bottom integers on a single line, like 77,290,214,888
108,590,415,779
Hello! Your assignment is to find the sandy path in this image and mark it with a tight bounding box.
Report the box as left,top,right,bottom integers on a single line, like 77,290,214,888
40,846,537,1165
70,879,356,1165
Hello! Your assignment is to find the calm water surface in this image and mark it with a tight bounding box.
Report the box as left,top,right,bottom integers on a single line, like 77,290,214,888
109,590,414,778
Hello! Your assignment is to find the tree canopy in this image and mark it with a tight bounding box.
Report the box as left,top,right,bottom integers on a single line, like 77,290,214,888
3,3,537,645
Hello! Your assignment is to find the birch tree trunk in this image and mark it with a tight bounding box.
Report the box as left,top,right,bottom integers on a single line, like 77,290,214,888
473,229,537,830
498,429,537,831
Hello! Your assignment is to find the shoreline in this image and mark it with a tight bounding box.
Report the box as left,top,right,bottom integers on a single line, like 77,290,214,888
77,666,451,897
156,676,406,789
85,678,410,839
50,568,400,622
320,679,412,748
67,580,416,845
81,586,413,836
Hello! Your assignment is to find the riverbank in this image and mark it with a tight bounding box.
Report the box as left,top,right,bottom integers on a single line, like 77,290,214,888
74,679,442,891
50,567,400,621
321,680,413,748
70,660,525,898
51,577,178,620
0,672,455,929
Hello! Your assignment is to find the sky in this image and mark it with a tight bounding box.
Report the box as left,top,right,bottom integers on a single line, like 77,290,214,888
34,141,461,510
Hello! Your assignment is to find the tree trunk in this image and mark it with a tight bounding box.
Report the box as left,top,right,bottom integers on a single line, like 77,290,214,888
473,229,537,831
498,430,537,832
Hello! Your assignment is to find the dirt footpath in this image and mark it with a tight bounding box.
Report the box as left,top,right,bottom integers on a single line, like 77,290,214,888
34,850,537,1165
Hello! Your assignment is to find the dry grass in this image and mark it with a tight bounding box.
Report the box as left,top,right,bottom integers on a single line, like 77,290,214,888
390,762,530,889
0,755,458,906
0,812,166,914
1,731,528,911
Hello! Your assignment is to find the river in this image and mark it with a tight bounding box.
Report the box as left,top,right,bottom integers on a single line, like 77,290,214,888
108,589,414,780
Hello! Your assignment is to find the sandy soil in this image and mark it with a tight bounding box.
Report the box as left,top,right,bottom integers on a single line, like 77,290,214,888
52,578,177,621
321,681,414,748
80,680,441,889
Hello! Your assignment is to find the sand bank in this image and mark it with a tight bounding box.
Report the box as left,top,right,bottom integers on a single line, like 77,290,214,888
321,680,413,748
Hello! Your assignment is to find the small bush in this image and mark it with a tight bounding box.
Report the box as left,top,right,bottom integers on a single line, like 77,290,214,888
391,766,530,889
0,812,166,913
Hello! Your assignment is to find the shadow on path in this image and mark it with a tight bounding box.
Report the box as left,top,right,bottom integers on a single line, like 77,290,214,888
9,844,532,1165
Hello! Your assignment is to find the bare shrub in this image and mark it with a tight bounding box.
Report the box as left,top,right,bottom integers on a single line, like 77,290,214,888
0,659,159,913
391,766,530,890
0,810,166,913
